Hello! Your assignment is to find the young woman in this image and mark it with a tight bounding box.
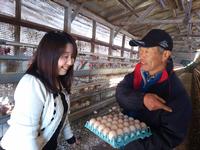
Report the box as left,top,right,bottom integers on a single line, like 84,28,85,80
1,31,78,150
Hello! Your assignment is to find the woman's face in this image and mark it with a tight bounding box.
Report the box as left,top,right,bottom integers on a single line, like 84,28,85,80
58,44,75,75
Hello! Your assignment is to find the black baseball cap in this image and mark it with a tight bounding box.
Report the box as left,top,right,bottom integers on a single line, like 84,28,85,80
129,29,173,51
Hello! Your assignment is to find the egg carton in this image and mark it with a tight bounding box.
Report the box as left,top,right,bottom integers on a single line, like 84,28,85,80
85,121,152,149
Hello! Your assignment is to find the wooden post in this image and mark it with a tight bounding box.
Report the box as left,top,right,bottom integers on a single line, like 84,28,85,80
109,28,114,56
121,35,125,57
64,5,72,32
91,20,96,53
15,0,21,55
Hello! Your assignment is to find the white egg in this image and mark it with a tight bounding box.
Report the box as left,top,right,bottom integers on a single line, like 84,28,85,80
128,117,134,121
129,125,136,132
85,101,90,106
123,127,130,133
124,115,128,119
124,118,129,122
112,120,118,124
118,115,123,119
113,117,118,121
112,106,117,110
135,123,141,130
123,122,129,127
110,125,118,130
98,124,106,132
102,116,108,119
96,116,102,121
118,124,124,129
107,118,112,122
113,114,118,117
101,119,107,124
93,121,101,129
107,114,113,118
134,119,140,124
118,119,123,123
118,112,123,116
106,122,112,128
129,120,135,125
89,118,96,126
102,127,110,136
140,122,147,129
93,110,98,114
116,128,124,136
108,131,117,140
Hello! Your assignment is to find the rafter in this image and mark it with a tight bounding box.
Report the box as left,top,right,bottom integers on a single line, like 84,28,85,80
117,0,139,17
172,8,181,33
156,0,167,9
135,3,157,22
71,3,84,22
114,3,157,35
117,18,200,25
194,12,200,32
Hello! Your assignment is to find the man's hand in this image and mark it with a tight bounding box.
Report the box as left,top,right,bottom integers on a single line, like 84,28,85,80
71,137,81,148
143,93,172,112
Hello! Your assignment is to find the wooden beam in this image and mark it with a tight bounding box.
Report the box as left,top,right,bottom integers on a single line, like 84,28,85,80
91,20,96,53
171,8,181,33
118,19,200,25
182,0,192,26
108,1,151,22
117,0,139,17
107,10,131,22
140,25,153,38
71,3,84,22
188,23,192,36
174,0,183,10
130,25,148,35
172,34,200,38
15,0,21,55
156,0,167,9
109,28,114,56
194,12,200,32
186,1,193,38
53,0,135,38
113,0,140,35
166,0,178,9
135,3,157,22
64,5,72,32
181,0,186,12
113,13,136,37
0,14,59,32
121,35,125,57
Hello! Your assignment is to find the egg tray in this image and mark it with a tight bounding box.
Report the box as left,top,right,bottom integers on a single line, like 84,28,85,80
85,121,152,149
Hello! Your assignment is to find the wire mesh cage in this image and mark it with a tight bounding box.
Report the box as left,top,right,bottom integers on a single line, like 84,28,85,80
0,83,15,139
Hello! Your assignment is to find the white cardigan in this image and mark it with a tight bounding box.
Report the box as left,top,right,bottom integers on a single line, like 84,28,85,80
1,74,74,150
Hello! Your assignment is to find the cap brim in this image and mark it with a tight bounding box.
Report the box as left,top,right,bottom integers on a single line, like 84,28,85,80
129,39,145,47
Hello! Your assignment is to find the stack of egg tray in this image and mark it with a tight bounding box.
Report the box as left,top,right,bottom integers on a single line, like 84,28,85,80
85,121,152,149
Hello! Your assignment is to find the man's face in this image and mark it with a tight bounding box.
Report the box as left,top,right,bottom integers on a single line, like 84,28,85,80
139,46,166,75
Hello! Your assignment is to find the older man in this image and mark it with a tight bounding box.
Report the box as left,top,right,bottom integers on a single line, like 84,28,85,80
116,29,192,150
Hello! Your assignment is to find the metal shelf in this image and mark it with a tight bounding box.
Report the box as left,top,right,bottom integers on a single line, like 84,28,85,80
0,68,132,84
0,73,24,83
0,55,31,61
69,97,115,121
0,39,37,48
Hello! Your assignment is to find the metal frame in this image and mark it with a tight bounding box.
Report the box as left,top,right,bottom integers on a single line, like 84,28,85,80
0,68,132,84
69,97,115,121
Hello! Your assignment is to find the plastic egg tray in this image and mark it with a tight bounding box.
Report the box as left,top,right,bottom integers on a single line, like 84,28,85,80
85,118,152,149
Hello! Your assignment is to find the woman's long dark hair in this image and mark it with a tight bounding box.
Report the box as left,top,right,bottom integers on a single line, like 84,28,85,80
26,31,77,94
